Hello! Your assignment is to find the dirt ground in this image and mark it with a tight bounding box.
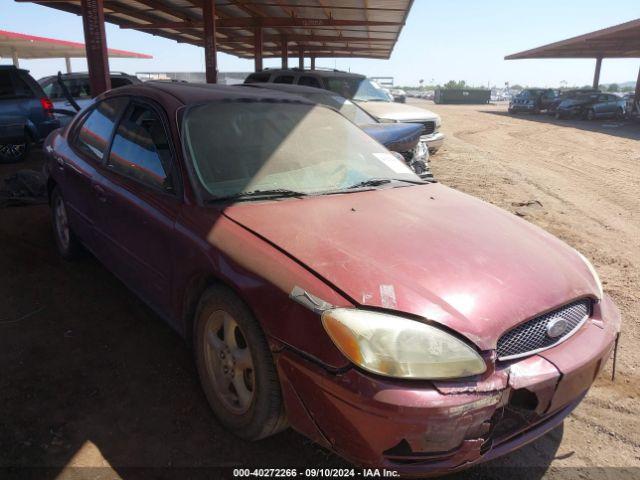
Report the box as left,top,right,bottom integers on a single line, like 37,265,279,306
1,102,638,479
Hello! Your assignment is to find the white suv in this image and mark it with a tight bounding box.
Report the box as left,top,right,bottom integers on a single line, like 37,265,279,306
245,69,445,153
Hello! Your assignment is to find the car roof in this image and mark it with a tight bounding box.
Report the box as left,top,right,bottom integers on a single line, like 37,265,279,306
244,82,338,97
38,71,137,81
105,81,317,106
250,68,365,80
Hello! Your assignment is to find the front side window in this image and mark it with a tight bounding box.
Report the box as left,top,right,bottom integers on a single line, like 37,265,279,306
307,93,375,126
245,73,270,84
75,97,128,161
108,104,174,192
274,75,294,84
183,102,419,199
356,80,393,102
298,76,321,88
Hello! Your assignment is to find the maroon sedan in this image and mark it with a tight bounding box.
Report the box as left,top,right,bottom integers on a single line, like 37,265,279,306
43,82,620,475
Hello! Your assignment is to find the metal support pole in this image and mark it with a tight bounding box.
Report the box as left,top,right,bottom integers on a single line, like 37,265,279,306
593,57,602,89
254,26,263,72
310,56,315,70
281,35,288,69
298,45,304,70
11,48,19,68
80,0,111,96
203,0,218,83
65,57,72,73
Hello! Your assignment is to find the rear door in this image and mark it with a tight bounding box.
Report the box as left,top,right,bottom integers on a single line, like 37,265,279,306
93,99,181,315
63,96,129,249
0,70,36,144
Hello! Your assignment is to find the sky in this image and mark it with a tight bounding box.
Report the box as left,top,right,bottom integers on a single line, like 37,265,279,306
1,0,638,88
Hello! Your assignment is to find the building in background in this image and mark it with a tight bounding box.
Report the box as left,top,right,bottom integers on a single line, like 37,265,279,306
136,71,250,85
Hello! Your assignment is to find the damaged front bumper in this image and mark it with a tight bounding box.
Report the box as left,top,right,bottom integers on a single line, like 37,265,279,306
275,295,620,476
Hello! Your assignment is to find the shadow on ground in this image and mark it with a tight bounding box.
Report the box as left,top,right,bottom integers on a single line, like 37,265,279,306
481,110,640,141
1,150,562,480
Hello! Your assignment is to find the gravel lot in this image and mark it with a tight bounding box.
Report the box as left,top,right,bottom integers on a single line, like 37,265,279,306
0,102,638,479
422,100,640,476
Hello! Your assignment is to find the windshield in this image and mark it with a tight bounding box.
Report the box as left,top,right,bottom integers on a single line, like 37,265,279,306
183,102,420,200
306,93,376,126
326,77,391,102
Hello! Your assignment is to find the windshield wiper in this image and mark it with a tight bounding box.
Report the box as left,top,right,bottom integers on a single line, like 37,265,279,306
346,178,427,190
207,188,307,203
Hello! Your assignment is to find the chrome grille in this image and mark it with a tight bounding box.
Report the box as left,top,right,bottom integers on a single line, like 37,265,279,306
421,121,435,135
497,299,591,360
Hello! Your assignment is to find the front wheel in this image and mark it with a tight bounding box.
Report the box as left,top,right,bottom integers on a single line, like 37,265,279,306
615,107,625,120
585,109,596,121
194,285,287,440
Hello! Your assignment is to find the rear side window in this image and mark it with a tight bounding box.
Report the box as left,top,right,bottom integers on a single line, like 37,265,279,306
245,73,271,84
0,71,34,99
274,75,294,84
111,77,133,89
298,76,321,88
108,104,174,193
75,97,128,161
0,72,14,99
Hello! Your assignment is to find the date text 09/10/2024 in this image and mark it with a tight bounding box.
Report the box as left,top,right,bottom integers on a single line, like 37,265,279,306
233,468,400,477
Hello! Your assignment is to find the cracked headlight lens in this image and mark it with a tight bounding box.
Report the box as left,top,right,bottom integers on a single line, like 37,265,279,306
322,309,486,379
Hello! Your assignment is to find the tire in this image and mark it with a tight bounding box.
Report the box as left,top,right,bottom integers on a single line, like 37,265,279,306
51,187,81,260
555,112,562,120
616,107,625,120
0,140,30,164
586,109,596,121
194,285,287,440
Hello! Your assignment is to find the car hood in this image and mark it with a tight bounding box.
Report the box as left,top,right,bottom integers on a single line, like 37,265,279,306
222,184,599,349
360,122,423,153
355,100,440,122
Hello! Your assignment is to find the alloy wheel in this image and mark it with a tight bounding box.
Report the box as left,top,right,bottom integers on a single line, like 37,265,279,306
203,310,255,415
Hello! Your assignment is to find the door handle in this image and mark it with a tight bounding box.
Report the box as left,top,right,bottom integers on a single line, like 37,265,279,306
92,184,109,203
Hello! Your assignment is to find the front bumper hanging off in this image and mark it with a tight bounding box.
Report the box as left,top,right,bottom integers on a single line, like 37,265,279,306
275,295,620,476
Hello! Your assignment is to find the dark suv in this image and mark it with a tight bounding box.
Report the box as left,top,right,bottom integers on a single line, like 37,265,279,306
508,88,558,114
0,65,59,162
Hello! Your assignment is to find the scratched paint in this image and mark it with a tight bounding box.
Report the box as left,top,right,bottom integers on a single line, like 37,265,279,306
379,284,397,309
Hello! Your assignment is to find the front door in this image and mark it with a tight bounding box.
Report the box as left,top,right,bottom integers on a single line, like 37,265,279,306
92,100,181,317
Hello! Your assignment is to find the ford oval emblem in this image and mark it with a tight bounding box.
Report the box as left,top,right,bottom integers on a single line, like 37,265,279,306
546,318,569,338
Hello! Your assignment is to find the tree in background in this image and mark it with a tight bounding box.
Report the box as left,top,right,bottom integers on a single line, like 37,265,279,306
443,80,467,89
606,83,620,92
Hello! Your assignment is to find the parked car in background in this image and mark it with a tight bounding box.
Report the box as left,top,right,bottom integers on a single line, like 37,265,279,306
244,69,445,153
547,89,600,116
390,88,406,103
244,83,430,178
556,92,627,120
44,81,619,476
0,65,59,163
38,71,141,125
508,88,558,114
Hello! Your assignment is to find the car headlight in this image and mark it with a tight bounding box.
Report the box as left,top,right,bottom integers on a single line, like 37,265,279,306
321,308,486,379
576,251,603,300
378,117,398,123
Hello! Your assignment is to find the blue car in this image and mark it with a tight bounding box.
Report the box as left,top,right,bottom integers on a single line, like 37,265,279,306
0,66,59,162
243,82,431,178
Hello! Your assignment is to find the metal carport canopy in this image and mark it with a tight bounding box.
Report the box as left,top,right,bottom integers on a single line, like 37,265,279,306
15,0,414,95
505,18,640,97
